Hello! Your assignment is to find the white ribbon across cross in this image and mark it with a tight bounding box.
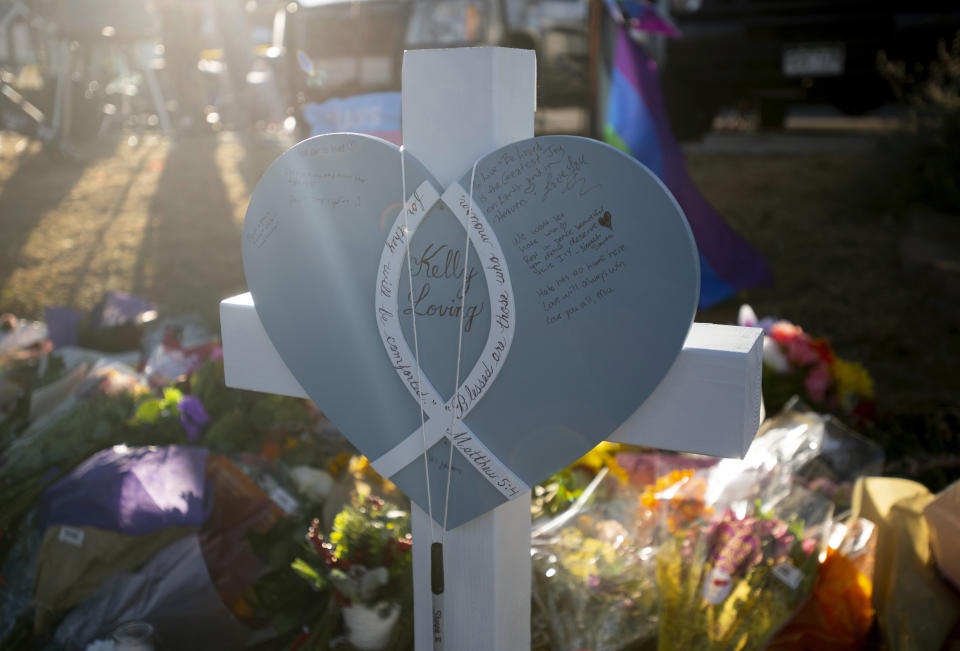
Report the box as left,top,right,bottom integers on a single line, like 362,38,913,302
371,180,528,501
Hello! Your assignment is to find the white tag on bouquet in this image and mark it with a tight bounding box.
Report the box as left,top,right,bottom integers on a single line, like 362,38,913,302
702,568,734,604
772,561,803,589
58,525,85,547
269,486,300,515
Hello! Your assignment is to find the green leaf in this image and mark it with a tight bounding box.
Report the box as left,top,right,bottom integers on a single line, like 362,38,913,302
132,399,162,424
291,558,325,590
754,498,774,519
788,519,805,540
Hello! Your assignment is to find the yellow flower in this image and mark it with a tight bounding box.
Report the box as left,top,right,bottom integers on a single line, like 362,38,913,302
560,532,617,579
327,452,353,476
575,442,629,483
348,455,371,474
831,358,874,400
230,595,253,619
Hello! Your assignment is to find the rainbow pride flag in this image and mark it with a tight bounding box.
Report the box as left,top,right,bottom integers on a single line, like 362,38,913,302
604,25,771,309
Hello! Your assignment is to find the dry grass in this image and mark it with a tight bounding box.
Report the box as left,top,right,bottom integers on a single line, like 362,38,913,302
689,146,960,486
689,148,960,414
0,131,285,324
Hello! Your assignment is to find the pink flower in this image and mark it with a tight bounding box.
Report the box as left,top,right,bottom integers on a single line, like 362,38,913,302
804,362,832,403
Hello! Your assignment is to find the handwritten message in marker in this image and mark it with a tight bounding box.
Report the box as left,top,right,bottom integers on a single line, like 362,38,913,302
243,133,699,528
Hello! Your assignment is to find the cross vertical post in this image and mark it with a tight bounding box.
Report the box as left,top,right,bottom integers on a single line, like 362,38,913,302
400,48,537,651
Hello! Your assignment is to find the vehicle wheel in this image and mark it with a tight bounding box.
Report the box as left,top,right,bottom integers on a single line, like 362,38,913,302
758,100,788,130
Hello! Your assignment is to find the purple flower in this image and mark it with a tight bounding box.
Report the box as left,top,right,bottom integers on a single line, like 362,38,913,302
178,395,210,441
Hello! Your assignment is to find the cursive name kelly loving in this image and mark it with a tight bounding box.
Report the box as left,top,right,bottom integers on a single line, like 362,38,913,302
402,242,485,333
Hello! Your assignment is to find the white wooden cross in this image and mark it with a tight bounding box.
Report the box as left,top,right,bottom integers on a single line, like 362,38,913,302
220,47,763,651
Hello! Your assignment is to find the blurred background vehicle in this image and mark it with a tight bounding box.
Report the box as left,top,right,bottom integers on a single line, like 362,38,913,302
284,0,592,139
661,0,960,140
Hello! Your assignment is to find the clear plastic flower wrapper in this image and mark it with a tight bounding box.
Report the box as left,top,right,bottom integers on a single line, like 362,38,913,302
531,468,660,651
691,398,881,527
769,517,878,650
657,482,833,651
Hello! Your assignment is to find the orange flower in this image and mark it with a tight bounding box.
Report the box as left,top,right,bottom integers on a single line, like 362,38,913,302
769,321,804,344
637,469,710,531
260,440,282,460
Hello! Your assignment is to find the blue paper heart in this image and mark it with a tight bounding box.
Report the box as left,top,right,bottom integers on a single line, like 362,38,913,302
243,133,698,529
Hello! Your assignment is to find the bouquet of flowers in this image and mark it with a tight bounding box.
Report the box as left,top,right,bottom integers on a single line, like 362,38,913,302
531,468,659,651
752,398,883,514
288,495,413,651
657,499,826,651
676,398,883,527
769,517,877,649
531,442,631,522
738,305,876,426
648,406,846,651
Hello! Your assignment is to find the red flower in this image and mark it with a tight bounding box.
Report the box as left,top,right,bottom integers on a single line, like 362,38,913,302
290,630,311,651
810,338,835,364
769,321,803,344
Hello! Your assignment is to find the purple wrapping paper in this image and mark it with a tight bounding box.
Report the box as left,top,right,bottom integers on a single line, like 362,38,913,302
43,307,83,349
53,534,270,650
39,445,212,537
89,291,155,328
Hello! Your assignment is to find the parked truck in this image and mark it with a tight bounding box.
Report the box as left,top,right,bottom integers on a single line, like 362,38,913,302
662,0,960,139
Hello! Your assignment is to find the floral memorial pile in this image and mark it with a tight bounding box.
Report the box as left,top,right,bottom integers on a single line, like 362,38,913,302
0,298,956,650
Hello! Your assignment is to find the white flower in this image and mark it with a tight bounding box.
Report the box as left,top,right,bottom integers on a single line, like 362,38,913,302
737,304,758,328
762,335,791,373
290,465,333,501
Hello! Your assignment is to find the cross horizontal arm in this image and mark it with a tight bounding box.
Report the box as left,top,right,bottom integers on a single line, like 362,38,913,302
220,292,763,459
